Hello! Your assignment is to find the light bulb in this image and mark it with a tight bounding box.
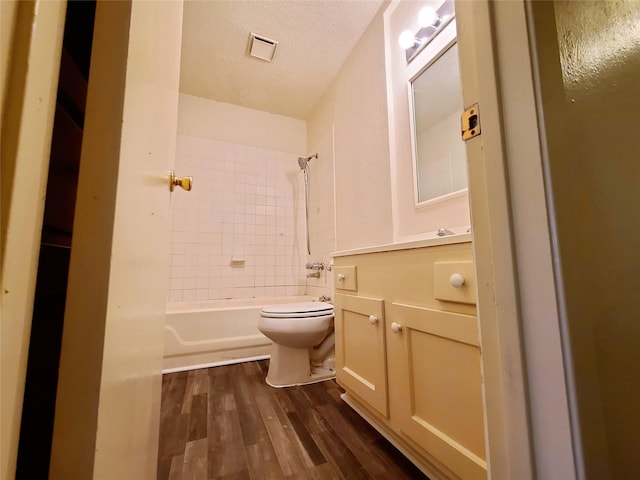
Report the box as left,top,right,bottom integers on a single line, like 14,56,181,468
398,30,417,50
418,6,438,27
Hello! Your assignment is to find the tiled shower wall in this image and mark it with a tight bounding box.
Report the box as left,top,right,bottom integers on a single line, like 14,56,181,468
168,134,307,303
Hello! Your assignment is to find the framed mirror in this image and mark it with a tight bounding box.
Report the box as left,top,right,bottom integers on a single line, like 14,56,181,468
409,41,467,206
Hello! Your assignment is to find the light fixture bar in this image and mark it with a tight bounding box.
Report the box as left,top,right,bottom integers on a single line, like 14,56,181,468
403,0,455,64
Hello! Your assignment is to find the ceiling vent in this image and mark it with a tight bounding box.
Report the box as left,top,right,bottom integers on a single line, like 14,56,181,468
248,33,278,62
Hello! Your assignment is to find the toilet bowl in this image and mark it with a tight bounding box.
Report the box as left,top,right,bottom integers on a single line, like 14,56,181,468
258,301,335,387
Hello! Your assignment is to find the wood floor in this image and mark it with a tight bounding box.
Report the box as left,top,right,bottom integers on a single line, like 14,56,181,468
158,360,429,480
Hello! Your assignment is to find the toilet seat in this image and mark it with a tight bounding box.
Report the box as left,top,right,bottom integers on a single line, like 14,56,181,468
261,301,333,319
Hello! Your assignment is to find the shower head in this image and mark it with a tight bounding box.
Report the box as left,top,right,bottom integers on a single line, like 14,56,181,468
297,153,318,170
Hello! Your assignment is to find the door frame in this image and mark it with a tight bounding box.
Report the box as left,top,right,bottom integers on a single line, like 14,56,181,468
2,0,183,477
1,2,66,478
456,0,577,478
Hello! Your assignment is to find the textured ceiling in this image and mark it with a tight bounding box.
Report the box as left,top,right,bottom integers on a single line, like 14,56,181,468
180,0,384,120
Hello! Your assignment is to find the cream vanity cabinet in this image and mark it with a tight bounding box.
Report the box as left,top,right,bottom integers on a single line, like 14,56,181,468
334,242,486,480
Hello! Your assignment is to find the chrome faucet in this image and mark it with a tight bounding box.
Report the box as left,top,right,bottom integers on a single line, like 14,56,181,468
319,294,332,303
307,271,321,278
437,227,455,236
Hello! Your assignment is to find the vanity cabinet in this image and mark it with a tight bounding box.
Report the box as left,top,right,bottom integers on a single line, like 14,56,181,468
334,294,388,417
334,242,486,480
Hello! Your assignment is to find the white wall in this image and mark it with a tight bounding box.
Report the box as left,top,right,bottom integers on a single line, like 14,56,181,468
416,110,468,201
305,0,474,253
169,94,308,302
177,93,306,153
385,0,470,240
304,126,336,300
307,3,394,252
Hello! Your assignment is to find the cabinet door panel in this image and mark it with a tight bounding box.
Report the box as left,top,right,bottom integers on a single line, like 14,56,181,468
389,302,487,480
335,294,388,417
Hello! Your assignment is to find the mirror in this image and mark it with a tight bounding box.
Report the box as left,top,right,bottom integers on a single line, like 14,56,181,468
410,42,467,205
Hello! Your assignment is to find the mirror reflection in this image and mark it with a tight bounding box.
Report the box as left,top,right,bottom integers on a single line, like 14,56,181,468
411,43,467,204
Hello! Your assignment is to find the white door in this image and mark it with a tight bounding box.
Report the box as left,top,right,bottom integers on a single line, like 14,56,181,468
49,1,184,478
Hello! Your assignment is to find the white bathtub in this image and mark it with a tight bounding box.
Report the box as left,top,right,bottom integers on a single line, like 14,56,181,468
163,296,315,373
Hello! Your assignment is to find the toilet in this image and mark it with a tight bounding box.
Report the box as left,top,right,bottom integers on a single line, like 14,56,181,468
258,301,335,387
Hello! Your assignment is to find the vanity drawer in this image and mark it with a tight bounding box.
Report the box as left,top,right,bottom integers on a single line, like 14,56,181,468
334,266,357,291
434,260,476,305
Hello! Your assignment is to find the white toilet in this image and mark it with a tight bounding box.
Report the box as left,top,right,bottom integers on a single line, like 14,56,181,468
258,301,335,387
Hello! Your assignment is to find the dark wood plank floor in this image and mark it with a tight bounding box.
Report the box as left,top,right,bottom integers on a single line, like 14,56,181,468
158,360,429,480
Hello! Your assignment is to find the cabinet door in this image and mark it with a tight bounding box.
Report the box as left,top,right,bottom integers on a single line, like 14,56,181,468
388,303,487,480
334,294,388,418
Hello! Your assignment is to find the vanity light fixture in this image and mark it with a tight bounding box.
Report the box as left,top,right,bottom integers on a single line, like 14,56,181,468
399,1,455,64
418,6,439,28
398,30,423,50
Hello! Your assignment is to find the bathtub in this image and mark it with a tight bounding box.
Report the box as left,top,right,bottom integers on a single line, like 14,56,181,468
163,296,315,373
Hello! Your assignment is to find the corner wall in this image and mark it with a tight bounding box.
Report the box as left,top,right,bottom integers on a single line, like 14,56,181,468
303,126,336,300
307,3,393,252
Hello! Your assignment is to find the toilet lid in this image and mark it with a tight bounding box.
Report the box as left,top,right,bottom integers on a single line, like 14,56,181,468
261,301,334,318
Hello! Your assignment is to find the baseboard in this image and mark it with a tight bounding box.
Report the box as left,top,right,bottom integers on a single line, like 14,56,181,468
162,354,270,374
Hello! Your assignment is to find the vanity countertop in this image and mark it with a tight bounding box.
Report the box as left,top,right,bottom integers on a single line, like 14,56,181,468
332,232,472,257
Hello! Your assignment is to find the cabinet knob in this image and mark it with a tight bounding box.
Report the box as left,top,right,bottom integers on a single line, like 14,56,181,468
368,315,378,325
391,322,403,334
337,273,345,282
449,273,465,288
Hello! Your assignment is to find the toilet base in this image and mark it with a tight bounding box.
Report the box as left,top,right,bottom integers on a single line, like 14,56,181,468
265,344,335,388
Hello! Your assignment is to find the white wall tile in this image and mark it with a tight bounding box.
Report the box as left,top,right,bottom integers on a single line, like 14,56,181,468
168,135,308,303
